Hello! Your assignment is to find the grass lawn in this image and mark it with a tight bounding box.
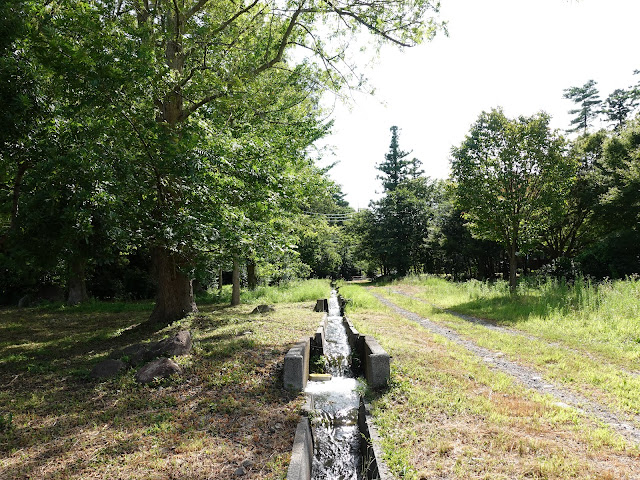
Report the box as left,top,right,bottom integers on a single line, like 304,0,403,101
390,275,640,369
0,280,327,479
339,281,640,480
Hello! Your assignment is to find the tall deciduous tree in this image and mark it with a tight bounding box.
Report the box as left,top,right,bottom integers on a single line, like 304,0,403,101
33,0,443,324
539,131,605,261
0,0,46,251
577,120,640,277
451,109,575,291
563,79,602,134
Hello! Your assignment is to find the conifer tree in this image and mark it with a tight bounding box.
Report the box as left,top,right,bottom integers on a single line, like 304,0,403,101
563,79,602,134
602,88,638,131
377,126,422,191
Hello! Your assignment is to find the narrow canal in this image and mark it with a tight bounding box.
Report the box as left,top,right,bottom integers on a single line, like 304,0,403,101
305,290,362,480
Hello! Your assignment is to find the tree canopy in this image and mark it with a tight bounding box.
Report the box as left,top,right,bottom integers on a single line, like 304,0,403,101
0,0,445,316
451,109,575,291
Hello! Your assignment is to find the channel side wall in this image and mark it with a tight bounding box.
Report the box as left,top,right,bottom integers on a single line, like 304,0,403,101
284,309,327,392
359,400,393,480
286,417,314,480
342,316,390,390
286,295,392,479
283,337,311,391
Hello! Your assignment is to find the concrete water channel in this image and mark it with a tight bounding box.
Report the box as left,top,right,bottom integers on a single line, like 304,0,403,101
305,292,362,479
285,289,392,480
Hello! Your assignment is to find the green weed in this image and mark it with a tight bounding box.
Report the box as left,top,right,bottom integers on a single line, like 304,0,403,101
196,279,330,305
0,412,13,433
337,282,384,312
392,275,640,369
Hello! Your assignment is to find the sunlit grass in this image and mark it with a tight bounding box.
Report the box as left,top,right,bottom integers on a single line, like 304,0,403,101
341,283,640,479
241,278,331,304
196,278,331,305
0,289,325,479
392,275,640,369
381,290,640,418
337,281,384,311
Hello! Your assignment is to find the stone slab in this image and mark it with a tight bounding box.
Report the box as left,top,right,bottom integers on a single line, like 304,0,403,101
284,338,310,391
359,401,393,480
363,336,390,390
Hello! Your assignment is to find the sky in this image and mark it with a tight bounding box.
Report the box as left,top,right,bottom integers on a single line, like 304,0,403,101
317,0,640,210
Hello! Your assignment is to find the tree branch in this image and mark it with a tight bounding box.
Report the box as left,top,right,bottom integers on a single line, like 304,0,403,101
254,1,305,75
185,0,209,21
209,0,261,35
319,1,415,47
182,91,226,120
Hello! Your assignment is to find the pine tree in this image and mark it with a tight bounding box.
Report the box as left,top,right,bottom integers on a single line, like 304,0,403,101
377,126,419,191
563,79,602,134
603,88,639,131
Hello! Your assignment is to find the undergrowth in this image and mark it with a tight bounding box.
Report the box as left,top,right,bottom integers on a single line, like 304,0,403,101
196,278,330,305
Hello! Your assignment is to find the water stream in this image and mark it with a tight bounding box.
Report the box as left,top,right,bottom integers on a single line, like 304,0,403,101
305,290,363,480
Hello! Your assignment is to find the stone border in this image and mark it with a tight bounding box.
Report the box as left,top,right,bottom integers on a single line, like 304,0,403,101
286,417,314,480
311,315,327,357
343,317,390,390
314,299,329,312
284,316,327,392
285,296,393,479
359,400,393,480
284,338,311,391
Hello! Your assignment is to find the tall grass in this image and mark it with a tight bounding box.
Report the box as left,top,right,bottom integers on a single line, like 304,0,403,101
337,282,383,311
197,279,331,305
394,274,640,364
240,278,331,304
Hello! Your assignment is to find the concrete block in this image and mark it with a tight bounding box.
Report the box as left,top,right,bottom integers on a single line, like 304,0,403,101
363,336,390,390
337,295,347,315
313,299,329,312
286,417,313,480
311,317,326,356
342,317,361,351
284,338,310,391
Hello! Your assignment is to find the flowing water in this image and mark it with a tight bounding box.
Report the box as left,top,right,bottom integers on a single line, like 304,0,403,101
305,290,362,480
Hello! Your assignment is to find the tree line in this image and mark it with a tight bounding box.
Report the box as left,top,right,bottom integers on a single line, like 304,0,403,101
0,0,444,322
352,73,640,291
3,1,638,316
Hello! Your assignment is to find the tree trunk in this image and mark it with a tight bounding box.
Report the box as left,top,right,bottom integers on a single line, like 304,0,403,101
231,257,241,306
247,260,257,290
508,244,518,293
149,247,197,324
67,257,89,305
218,267,223,292
0,161,29,251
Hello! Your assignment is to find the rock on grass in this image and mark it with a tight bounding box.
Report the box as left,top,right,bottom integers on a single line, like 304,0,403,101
90,359,126,379
135,357,183,384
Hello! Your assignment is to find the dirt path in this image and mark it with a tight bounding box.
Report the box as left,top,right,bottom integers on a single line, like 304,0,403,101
370,291,640,446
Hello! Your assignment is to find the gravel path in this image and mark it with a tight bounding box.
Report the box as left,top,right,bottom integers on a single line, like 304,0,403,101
370,291,640,446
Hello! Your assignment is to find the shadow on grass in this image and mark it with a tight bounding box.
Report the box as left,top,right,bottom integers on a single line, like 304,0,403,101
447,288,582,326
0,301,249,376
0,303,307,479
